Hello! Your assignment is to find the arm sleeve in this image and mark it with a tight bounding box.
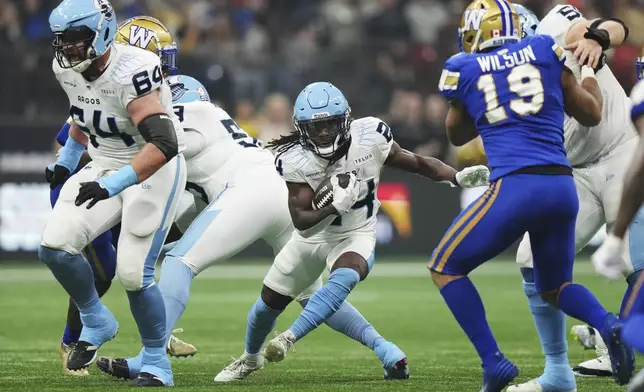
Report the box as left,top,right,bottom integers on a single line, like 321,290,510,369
56,118,73,146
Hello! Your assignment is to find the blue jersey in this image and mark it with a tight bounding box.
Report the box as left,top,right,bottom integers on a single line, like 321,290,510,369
439,35,570,180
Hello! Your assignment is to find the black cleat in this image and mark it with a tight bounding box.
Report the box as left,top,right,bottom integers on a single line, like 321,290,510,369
97,357,134,380
131,372,166,387
66,341,99,371
384,358,410,380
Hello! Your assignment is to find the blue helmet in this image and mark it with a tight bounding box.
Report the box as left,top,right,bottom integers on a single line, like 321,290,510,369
49,0,117,73
513,3,539,38
293,82,352,159
167,75,210,104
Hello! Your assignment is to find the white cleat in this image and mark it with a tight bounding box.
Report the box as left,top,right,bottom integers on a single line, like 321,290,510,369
570,325,596,350
58,343,89,377
214,353,264,382
167,328,197,357
264,331,296,363
572,330,611,377
627,368,644,392
506,379,576,392
572,355,612,378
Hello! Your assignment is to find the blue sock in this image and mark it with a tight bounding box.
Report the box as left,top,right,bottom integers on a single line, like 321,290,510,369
158,256,195,344
298,298,385,350
245,297,283,355
290,268,360,340
62,324,81,345
127,285,166,349
440,277,501,367
558,283,609,331
38,246,103,327
621,285,633,319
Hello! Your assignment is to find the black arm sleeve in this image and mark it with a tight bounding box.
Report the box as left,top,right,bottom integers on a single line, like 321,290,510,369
138,113,178,162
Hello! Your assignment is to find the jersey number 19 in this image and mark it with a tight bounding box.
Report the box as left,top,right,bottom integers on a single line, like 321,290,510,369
477,64,545,124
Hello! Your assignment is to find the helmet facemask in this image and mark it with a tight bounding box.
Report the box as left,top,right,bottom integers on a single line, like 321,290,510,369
53,26,101,72
637,57,644,81
295,112,352,159
158,45,178,76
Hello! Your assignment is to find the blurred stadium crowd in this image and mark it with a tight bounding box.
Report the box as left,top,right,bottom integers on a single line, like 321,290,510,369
1,0,643,160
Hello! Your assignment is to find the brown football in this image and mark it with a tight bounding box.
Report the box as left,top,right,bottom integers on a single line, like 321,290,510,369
312,173,350,210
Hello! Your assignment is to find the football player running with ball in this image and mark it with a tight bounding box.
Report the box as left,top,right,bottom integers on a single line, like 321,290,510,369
40,0,186,386
215,81,490,381
428,0,634,391
507,4,637,391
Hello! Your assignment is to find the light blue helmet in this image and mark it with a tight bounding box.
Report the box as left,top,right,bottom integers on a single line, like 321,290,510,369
49,0,117,73
513,3,539,38
167,75,210,104
293,82,352,159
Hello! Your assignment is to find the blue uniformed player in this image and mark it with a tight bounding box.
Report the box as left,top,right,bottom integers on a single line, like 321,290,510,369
427,0,635,391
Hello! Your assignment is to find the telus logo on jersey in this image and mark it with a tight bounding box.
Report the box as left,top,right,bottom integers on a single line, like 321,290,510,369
355,153,373,165
78,96,100,105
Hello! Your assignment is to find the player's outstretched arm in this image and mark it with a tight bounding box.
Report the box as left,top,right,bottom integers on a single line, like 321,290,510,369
127,90,178,182
561,68,603,127
385,141,458,183
612,115,644,239
565,18,628,69
445,101,478,147
286,182,338,236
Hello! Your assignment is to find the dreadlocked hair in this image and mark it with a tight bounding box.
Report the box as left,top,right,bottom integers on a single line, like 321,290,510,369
266,132,302,154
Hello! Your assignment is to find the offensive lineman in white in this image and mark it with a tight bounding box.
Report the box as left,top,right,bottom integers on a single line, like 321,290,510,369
96,75,422,383
214,82,491,381
508,4,636,392
39,0,186,387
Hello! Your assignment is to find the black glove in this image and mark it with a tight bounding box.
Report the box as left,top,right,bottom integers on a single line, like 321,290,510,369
46,165,70,189
75,181,109,209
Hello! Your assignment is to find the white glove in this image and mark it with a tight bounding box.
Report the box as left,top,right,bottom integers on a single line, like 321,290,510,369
453,165,490,188
331,173,360,214
591,233,628,280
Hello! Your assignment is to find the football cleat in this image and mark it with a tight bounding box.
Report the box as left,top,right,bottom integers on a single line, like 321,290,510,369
601,316,635,385
570,325,597,350
214,354,264,382
131,371,166,387
507,378,577,392
384,358,410,380
97,357,135,380
67,341,101,371
480,355,519,392
573,355,613,378
58,343,89,376
264,331,296,363
167,328,197,358
628,368,644,392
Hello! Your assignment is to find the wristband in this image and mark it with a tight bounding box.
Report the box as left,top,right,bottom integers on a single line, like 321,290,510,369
99,165,138,197
584,27,610,51
57,137,86,172
581,65,596,81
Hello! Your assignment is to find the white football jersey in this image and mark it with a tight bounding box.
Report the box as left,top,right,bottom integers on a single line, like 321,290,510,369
276,117,393,238
53,42,184,170
177,100,274,202
537,4,636,166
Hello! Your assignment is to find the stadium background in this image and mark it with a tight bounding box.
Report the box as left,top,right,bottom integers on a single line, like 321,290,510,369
1,0,643,260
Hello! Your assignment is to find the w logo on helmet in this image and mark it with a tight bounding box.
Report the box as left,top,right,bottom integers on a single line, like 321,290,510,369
463,9,486,32
128,26,156,49
94,0,114,20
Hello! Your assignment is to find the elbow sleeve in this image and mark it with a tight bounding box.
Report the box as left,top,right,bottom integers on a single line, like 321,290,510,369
138,113,179,161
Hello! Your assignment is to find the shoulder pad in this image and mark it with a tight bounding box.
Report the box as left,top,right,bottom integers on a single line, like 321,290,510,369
275,147,310,183
114,47,164,107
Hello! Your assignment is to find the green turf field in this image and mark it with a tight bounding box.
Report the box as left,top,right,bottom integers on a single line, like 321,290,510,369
0,259,634,391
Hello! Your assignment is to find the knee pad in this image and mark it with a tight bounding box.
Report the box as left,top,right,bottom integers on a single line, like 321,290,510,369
116,263,144,291
516,235,534,269
40,227,83,255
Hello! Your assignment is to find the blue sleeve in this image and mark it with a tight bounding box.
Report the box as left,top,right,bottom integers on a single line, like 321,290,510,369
633,102,644,123
438,53,466,102
56,119,72,146
631,81,644,122
531,35,566,69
